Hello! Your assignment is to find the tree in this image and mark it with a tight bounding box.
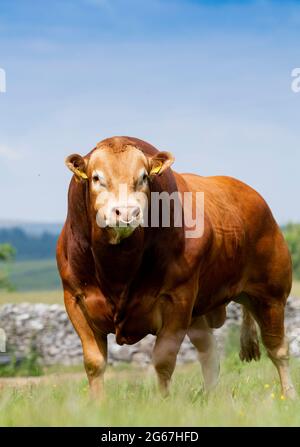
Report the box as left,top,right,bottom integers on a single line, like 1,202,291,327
0,244,15,290
282,223,300,280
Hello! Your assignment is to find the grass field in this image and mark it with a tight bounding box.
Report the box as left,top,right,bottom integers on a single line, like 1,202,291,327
0,356,300,426
5,259,61,291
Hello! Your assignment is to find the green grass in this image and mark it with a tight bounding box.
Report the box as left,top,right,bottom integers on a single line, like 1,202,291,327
0,358,300,426
0,350,43,378
5,259,61,291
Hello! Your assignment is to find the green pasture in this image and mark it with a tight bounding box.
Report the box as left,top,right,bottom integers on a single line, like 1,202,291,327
0,357,300,427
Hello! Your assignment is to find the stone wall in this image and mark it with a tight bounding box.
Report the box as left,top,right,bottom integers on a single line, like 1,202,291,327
0,297,299,366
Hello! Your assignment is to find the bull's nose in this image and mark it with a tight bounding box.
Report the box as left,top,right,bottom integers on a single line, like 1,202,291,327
111,206,141,225
131,206,141,219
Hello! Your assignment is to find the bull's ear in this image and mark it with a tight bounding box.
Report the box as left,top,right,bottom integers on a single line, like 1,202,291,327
65,154,88,181
148,151,175,176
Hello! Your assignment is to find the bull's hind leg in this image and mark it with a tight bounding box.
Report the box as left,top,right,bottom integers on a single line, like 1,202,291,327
153,279,198,397
243,295,296,399
153,329,186,398
187,316,220,392
239,306,261,362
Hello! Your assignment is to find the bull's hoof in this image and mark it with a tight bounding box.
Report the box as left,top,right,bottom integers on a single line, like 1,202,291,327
239,338,261,362
284,386,297,400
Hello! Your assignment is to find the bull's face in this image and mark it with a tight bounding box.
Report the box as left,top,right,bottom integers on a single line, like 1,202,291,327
65,144,174,244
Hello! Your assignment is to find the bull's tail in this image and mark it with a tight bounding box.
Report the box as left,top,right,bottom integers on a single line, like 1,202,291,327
239,306,261,362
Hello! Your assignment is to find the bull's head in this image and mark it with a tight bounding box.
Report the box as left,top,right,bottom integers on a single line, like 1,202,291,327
65,144,174,244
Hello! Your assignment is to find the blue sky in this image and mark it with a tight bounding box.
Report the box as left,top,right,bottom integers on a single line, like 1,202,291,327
0,0,299,223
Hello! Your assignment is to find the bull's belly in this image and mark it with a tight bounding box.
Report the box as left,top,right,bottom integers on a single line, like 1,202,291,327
192,283,244,328
193,304,227,329
81,284,236,344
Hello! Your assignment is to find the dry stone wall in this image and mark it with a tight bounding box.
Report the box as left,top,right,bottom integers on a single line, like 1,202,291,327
0,298,299,366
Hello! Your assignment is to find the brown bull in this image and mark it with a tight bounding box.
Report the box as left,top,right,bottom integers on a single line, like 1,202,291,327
56,136,296,399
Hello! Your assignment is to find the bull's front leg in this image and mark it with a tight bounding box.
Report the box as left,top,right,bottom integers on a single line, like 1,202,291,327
64,289,107,400
83,331,107,400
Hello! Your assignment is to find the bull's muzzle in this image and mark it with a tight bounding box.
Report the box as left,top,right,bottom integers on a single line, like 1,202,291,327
109,205,142,228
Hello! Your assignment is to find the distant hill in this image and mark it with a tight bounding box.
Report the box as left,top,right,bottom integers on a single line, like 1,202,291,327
0,225,61,290
0,220,62,236
0,228,58,260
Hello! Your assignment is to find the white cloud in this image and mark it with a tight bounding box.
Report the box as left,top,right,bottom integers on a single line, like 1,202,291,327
0,145,22,161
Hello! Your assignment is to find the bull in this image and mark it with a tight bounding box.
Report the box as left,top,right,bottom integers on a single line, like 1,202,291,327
57,136,296,400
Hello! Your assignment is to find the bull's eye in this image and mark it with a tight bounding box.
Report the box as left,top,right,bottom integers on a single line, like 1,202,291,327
136,170,148,189
139,173,148,184
92,174,106,187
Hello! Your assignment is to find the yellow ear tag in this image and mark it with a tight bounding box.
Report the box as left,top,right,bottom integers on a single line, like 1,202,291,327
74,168,88,180
150,161,163,176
